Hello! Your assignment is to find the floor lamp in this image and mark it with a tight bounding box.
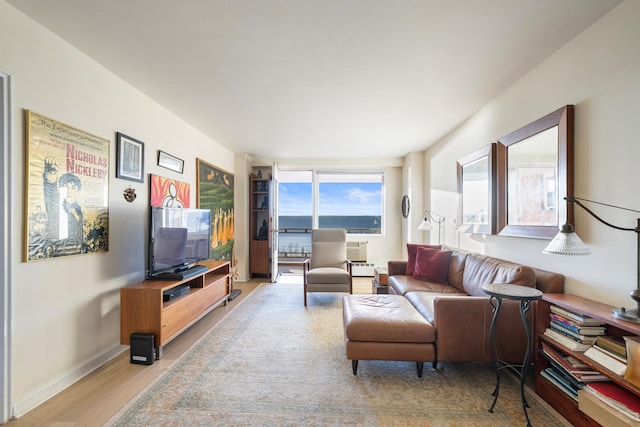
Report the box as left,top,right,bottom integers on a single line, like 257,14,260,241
418,210,446,244
543,196,640,324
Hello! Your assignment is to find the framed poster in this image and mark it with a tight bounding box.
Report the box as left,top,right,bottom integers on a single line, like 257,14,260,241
115,132,144,183
196,158,234,261
157,150,184,173
150,174,190,207
24,110,109,261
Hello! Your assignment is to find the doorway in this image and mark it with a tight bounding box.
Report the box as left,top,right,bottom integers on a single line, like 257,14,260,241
1,70,12,422
277,170,312,279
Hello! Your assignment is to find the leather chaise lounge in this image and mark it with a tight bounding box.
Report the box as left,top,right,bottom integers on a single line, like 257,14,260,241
343,244,564,375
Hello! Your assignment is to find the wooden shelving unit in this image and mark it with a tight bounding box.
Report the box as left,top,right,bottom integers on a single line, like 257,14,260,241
535,293,640,426
249,170,271,278
120,260,230,358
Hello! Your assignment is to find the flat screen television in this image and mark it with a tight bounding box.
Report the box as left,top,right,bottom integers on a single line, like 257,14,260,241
148,206,211,279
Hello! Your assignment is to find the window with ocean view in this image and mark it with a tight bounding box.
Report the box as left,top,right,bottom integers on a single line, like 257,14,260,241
278,170,383,261
317,171,382,235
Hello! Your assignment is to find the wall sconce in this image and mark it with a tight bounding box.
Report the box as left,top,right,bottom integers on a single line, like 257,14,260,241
418,210,446,244
543,196,640,324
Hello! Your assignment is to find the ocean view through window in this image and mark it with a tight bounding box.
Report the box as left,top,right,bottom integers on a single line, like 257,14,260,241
278,170,383,261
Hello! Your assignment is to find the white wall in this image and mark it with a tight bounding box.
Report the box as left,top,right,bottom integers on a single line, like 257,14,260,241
0,1,235,417
426,0,640,309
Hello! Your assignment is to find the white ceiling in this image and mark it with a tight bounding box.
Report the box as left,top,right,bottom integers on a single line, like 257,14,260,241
8,0,620,159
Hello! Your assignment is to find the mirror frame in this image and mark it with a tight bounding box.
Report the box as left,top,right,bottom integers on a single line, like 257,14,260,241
497,105,574,239
456,143,497,234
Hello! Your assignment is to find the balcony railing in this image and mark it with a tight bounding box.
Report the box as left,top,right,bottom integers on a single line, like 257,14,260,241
277,226,380,261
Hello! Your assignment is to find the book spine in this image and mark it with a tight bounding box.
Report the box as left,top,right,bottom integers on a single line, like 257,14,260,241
593,342,628,364
550,316,581,334
584,347,627,376
550,305,589,323
550,323,595,343
541,369,579,401
596,336,627,358
544,328,589,351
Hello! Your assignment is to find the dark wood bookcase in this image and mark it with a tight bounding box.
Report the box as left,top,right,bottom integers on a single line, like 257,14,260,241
535,294,640,425
249,171,271,278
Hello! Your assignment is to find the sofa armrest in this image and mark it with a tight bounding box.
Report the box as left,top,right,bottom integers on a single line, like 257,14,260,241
387,261,407,276
433,296,531,364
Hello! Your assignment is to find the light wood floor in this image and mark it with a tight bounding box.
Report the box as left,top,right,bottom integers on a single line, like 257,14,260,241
8,276,374,426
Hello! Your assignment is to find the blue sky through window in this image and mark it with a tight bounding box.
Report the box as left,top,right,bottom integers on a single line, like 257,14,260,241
278,182,382,216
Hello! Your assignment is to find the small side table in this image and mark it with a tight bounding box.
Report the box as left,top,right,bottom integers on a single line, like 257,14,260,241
374,267,388,286
482,283,542,427
372,267,389,294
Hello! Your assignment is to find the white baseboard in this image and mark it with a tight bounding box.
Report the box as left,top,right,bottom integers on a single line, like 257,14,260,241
12,344,127,419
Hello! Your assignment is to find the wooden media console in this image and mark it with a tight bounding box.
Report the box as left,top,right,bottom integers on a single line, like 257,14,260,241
120,260,230,358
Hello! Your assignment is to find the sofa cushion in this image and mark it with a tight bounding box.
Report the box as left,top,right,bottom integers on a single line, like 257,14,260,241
389,275,465,296
404,292,438,323
462,253,536,296
446,249,468,292
413,247,452,284
405,243,441,276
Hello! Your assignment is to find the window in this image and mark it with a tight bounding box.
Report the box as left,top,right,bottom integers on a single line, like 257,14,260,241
316,170,383,235
277,169,384,261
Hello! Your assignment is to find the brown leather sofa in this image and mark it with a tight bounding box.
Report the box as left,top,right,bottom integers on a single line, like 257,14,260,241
387,245,564,364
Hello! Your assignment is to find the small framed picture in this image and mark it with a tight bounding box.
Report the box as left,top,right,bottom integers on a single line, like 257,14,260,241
116,132,145,183
157,150,184,174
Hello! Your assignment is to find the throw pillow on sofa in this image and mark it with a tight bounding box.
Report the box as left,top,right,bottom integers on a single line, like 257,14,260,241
412,247,452,284
405,243,442,275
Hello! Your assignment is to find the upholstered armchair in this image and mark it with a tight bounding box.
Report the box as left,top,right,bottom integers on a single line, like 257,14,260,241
303,228,353,306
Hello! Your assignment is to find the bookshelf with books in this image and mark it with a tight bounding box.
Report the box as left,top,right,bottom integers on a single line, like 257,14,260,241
535,294,640,426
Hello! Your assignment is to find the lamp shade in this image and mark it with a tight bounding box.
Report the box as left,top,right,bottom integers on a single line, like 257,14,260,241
418,218,433,231
542,223,591,256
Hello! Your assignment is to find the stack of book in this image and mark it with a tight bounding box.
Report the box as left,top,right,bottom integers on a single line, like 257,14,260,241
544,305,606,352
584,335,628,376
582,382,640,424
540,342,609,401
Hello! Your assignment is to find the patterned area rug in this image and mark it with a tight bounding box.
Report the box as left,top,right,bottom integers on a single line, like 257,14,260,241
107,283,569,426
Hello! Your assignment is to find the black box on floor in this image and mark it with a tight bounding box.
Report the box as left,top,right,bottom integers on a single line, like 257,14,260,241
130,333,156,365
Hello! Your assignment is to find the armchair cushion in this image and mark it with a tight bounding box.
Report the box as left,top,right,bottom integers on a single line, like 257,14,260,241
306,267,351,285
413,247,452,284
310,242,347,269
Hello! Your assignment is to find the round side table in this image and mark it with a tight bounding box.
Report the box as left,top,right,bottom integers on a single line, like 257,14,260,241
482,283,543,427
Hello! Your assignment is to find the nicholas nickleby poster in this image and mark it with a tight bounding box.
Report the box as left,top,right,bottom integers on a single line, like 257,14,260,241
24,110,109,261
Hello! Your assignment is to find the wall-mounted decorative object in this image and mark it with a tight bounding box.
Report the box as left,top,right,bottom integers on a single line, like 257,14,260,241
116,132,144,183
196,158,234,261
150,174,190,207
401,195,410,218
24,110,109,261
497,105,574,239
157,150,184,174
456,143,497,234
123,187,137,203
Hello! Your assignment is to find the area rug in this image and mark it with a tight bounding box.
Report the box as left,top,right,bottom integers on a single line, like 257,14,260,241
106,283,569,426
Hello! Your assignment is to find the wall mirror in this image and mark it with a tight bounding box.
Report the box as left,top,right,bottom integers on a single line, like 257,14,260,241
456,143,496,234
497,105,574,239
